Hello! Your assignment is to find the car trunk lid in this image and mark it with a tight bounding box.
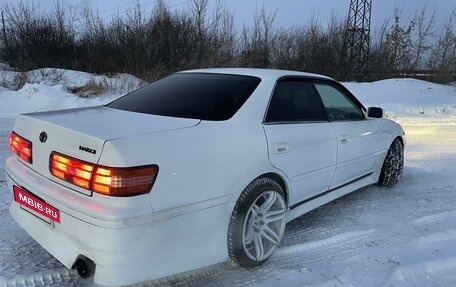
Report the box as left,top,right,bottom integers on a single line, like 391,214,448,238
12,106,200,195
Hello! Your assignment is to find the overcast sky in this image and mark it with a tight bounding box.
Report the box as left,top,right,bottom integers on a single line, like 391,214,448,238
21,0,456,30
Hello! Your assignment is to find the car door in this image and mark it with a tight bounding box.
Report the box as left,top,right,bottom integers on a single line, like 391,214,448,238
313,81,383,189
262,78,337,206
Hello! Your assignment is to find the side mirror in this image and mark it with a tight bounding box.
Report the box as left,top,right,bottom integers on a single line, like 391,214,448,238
367,107,384,118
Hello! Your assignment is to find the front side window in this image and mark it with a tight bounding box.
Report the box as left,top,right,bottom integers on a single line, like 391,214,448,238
265,79,327,123
314,83,364,121
107,73,261,121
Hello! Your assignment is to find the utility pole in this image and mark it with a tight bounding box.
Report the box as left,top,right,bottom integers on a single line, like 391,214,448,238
345,0,372,80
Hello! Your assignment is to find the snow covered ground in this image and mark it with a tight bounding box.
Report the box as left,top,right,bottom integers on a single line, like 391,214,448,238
0,70,455,286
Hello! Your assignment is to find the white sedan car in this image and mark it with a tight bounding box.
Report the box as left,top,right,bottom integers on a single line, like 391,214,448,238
5,68,404,286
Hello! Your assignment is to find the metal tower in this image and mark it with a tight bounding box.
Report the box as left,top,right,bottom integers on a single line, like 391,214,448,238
345,0,372,79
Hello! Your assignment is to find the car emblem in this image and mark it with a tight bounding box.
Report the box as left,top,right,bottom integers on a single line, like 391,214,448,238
79,145,96,154
39,132,47,143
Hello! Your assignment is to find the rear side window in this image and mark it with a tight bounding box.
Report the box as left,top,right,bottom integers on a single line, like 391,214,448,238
265,79,327,123
107,73,261,121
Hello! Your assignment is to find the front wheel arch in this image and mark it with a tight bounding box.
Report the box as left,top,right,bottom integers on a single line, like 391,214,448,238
378,137,404,187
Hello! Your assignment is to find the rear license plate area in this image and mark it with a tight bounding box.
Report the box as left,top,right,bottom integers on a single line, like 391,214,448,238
13,185,61,225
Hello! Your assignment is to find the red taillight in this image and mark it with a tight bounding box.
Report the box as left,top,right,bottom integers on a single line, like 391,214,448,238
10,131,33,163
49,152,158,197
50,152,95,189
92,165,158,197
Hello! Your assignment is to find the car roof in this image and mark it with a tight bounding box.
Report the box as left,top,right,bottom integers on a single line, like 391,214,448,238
179,68,334,81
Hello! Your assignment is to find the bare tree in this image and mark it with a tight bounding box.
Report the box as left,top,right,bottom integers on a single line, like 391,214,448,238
239,6,277,67
0,0,453,82
191,0,208,64
412,6,436,70
382,10,415,74
270,27,301,70
1,0,76,70
429,8,456,82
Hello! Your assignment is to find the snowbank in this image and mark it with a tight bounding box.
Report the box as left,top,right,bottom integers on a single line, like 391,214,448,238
343,78,456,118
26,68,144,96
0,68,146,118
0,83,121,118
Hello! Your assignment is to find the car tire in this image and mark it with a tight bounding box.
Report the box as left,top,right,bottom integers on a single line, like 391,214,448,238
228,177,287,267
378,138,404,187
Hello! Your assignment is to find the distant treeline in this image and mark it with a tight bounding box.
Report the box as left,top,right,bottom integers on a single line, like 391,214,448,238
0,0,455,83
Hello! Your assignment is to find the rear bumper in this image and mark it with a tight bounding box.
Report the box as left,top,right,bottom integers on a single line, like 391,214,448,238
6,156,232,286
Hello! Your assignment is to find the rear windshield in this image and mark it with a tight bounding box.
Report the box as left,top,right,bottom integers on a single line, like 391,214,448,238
107,73,261,121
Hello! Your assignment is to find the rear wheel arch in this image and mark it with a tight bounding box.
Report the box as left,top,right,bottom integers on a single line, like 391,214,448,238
255,172,289,206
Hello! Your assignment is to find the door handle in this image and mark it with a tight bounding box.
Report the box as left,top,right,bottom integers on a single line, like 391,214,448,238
340,135,349,144
274,143,289,154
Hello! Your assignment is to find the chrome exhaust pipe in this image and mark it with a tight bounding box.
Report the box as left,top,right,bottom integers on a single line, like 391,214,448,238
72,255,96,279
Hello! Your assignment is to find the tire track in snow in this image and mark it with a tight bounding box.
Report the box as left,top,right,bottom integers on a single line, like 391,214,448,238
127,229,376,287
275,229,375,257
0,235,62,279
408,229,456,248
131,263,228,287
194,229,375,287
385,257,456,287
268,229,376,274
411,210,456,225
0,268,82,287
280,190,382,248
